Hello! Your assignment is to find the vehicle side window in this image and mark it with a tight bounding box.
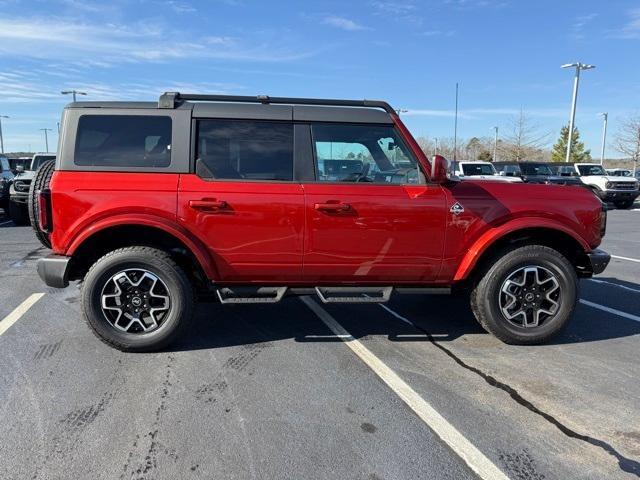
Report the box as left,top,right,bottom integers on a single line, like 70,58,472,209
0,157,9,171
195,120,293,181
311,124,421,184
74,115,172,168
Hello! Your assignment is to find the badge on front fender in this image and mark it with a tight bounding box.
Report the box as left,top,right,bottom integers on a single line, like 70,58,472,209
450,202,464,215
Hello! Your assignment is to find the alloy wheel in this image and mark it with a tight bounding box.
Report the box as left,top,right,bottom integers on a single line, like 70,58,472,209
498,265,561,328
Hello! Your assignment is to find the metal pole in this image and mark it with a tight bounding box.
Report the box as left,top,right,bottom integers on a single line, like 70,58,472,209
434,137,438,156
599,113,608,165
453,83,458,161
565,66,580,163
40,128,52,152
493,126,498,162
0,117,5,154
72,91,77,102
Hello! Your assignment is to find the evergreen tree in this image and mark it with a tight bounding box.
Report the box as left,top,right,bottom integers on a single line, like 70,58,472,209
551,125,591,162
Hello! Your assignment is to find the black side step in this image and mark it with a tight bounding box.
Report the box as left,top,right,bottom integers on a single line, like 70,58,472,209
216,287,288,304
314,286,393,304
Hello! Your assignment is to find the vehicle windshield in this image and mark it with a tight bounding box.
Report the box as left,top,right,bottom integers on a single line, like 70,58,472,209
31,155,56,170
611,170,632,177
520,163,552,176
462,164,496,176
577,165,606,176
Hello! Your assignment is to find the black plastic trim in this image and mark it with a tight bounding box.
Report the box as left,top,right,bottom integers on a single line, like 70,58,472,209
37,255,71,288
587,249,611,275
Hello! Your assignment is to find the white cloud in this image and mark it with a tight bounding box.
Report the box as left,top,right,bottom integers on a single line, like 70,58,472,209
322,16,367,31
0,71,245,104
614,8,640,39
0,16,317,64
570,13,597,39
404,107,567,120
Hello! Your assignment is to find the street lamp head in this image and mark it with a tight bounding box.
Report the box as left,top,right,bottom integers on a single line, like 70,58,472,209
0,115,9,119
561,63,579,69
581,64,596,70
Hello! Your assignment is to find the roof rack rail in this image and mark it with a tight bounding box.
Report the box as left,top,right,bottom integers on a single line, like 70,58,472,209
158,92,396,114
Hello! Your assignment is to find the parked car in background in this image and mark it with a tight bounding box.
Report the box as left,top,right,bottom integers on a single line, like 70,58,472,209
450,161,523,182
0,155,15,212
574,163,639,209
606,168,633,177
8,157,31,174
494,161,583,186
8,153,56,224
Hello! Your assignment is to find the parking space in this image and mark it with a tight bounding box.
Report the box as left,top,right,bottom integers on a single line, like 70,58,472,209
0,210,639,479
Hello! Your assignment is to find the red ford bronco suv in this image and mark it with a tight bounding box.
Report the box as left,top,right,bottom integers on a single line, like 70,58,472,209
33,93,610,351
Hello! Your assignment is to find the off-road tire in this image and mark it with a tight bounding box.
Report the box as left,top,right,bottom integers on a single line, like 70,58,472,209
613,199,634,209
470,245,578,345
82,246,194,352
27,159,55,248
8,201,29,225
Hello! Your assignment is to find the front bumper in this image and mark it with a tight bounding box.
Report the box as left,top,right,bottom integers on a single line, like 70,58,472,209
37,255,71,288
598,190,639,202
10,192,29,205
587,249,610,275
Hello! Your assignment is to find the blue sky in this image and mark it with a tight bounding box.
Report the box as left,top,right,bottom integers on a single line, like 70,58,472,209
0,0,639,156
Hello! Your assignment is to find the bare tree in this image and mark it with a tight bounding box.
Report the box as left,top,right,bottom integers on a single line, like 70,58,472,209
614,115,640,174
500,108,550,161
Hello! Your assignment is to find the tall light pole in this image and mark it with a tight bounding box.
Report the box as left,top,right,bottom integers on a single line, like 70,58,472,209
61,90,87,102
395,108,408,116
453,82,459,161
493,126,498,162
434,137,438,156
599,112,608,165
40,128,53,152
0,115,8,154
561,62,595,162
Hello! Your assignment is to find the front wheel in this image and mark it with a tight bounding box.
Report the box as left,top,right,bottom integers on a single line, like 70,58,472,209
82,246,194,352
470,245,578,345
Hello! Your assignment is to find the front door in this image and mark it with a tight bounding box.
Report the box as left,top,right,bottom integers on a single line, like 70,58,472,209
178,119,304,283
302,123,447,283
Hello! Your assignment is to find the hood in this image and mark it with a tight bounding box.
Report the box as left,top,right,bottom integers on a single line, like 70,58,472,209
13,171,36,181
460,175,522,183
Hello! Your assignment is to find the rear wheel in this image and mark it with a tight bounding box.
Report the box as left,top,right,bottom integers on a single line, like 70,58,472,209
470,245,578,345
28,159,55,248
82,246,194,352
8,201,29,225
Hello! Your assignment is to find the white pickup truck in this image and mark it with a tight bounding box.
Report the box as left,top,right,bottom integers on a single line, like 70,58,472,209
450,161,523,183
573,163,639,209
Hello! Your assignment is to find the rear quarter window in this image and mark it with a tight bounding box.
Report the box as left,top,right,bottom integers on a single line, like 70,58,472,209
74,115,172,168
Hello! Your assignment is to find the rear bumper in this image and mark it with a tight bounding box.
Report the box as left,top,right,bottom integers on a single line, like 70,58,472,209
37,255,71,288
587,249,610,275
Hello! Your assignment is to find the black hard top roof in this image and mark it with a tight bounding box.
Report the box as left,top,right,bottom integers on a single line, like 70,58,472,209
64,92,396,124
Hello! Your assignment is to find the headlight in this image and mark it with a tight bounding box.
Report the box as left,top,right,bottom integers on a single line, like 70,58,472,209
14,180,28,192
605,181,613,189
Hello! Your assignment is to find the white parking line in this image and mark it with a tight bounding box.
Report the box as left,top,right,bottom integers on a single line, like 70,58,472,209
588,278,640,294
579,299,640,323
611,254,640,264
0,293,45,337
300,296,509,480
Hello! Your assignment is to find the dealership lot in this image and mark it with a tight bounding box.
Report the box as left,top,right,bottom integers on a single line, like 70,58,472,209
0,209,639,479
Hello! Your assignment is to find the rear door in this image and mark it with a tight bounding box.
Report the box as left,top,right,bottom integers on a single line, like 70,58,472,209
302,123,447,283
178,118,305,283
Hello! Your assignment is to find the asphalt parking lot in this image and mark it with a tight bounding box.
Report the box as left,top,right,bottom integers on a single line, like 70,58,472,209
0,207,639,480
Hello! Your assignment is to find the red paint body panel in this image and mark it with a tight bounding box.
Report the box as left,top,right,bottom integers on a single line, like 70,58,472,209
438,180,603,281
177,174,305,282
302,183,447,283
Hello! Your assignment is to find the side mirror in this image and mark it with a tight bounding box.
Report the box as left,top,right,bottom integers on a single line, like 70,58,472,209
430,155,448,184
16,165,24,173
